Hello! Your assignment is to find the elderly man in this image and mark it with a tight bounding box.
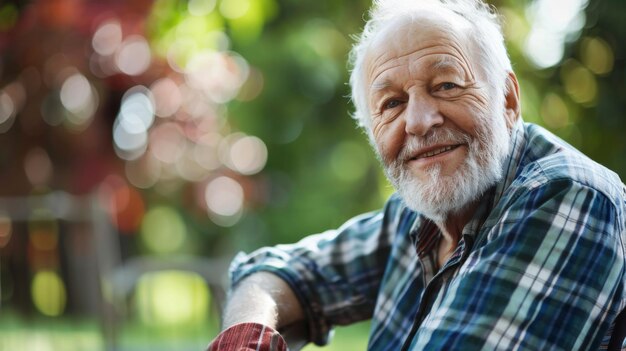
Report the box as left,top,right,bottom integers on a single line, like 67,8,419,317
208,0,626,350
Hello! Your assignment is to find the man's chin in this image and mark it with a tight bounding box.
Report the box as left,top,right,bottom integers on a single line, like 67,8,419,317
395,180,459,222
393,163,492,223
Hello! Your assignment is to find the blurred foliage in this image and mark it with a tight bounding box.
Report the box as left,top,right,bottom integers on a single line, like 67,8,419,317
497,0,626,178
223,0,385,247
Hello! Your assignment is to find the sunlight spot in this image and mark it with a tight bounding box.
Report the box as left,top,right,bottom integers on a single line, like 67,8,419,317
116,35,151,76
188,0,217,16
140,206,186,254
92,19,123,56
205,176,244,217
136,271,210,325
32,271,66,317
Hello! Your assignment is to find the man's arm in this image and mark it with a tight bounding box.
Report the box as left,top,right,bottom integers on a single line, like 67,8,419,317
221,271,305,329
207,195,405,350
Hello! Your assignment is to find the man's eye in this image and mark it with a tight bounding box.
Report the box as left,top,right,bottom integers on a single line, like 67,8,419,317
440,82,458,91
383,99,401,110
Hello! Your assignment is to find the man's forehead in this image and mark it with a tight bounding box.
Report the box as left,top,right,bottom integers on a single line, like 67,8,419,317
364,13,475,84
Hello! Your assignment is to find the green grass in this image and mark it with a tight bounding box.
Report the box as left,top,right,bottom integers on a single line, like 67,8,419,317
0,311,371,350
0,310,218,351
303,321,370,351
0,312,103,351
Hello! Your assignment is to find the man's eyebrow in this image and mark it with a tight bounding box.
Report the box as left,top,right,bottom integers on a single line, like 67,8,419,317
370,80,393,94
369,57,465,95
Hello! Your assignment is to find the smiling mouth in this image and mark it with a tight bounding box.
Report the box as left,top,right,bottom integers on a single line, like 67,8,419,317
411,144,461,160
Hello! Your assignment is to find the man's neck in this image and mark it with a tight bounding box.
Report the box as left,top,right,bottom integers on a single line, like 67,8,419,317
435,201,479,267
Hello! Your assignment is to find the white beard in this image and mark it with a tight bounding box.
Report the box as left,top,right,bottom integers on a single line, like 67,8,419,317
381,109,511,223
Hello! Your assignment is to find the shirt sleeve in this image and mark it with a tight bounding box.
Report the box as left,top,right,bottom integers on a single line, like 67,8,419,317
228,194,406,346
412,178,626,350
206,323,286,351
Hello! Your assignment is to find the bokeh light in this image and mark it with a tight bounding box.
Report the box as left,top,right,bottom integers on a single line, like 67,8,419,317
116,35,152,76
524,0,588,68
0,212,12,248
5,80,27,112
176,150,208,181
181,86,218,118
59,72,98,130
31,270,67,317
135,270,210,325
90,52,119,78
580,36,614,75
24,148,54,186
153,9,229,70
188,0,217,16
149,122,186,164
220,0,251,19
184,51,249,104
150,78,182,118
140,206,187,254
120,86,156,133
194,134,222,171
92,19,123,56
60,73,91,113
113,119,148,160
228,135,267,175
561,59,597,105
0,90,16,133
541,93,570,129
113,86,155,160
125,153,162,189
205,176,244,226
104,181,146,233
524,28,565,69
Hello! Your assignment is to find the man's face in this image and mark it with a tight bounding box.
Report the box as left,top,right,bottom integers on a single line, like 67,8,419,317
364,14,511,222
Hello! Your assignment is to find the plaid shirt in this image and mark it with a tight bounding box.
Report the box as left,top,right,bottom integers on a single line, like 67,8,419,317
230,120,626,350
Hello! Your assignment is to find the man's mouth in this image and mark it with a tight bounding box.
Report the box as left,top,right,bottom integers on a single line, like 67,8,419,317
410,144,462,161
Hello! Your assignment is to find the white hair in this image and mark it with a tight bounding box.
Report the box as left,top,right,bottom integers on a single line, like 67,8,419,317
348,0,513,138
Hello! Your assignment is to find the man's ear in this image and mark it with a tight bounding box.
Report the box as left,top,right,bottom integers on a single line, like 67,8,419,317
504,71,521,130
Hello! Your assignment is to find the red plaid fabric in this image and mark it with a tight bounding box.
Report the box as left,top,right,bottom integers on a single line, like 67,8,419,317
207,323,287,351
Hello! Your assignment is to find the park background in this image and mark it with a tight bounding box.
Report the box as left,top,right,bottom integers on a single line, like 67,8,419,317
0,0,624,350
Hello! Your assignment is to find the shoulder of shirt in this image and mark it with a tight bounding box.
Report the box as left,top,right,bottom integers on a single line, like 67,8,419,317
512,123,625,209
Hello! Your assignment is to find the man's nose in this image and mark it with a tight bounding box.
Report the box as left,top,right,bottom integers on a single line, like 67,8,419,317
404,97,444,137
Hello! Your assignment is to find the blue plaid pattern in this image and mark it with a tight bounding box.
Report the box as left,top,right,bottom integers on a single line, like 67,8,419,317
230,120,626,350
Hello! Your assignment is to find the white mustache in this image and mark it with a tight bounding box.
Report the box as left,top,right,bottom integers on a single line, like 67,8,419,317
397,128,472,163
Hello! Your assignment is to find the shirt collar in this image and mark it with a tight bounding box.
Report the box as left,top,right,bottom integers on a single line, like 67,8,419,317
494,117,527,210
463,117,527,237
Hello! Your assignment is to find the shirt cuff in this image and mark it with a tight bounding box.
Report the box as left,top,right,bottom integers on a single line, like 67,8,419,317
207,322,287,351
